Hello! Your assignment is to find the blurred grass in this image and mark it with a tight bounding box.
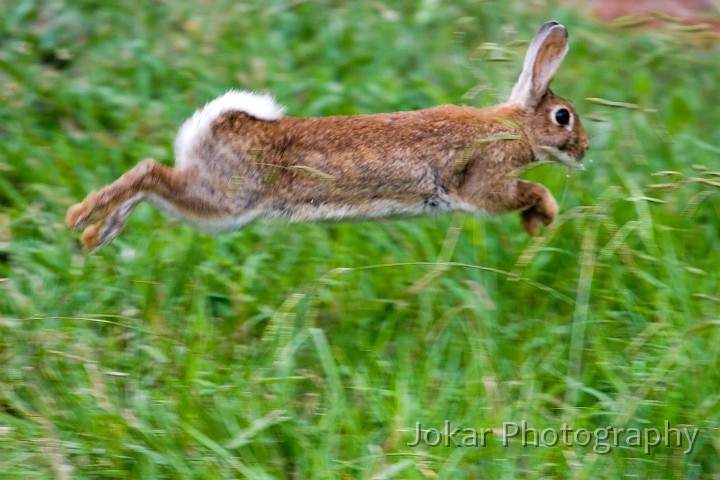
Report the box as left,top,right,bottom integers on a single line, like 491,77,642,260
1,0,720,478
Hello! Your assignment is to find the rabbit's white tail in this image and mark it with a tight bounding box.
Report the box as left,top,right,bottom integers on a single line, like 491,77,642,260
174,90,285,168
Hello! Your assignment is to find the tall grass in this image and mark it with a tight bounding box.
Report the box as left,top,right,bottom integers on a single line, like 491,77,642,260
1,1,719,478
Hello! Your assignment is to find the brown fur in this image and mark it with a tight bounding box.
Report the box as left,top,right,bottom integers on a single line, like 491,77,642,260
67,21,589,251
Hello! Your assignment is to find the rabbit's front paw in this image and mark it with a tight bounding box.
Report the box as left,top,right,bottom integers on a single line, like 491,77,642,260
520,193,558,236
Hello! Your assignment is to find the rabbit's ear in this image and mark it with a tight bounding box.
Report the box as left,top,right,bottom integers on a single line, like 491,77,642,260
509,21,568,108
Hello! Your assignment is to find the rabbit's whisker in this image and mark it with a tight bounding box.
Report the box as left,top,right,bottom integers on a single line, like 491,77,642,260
537,146,585,171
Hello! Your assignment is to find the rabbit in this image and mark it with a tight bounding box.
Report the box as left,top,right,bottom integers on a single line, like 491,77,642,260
67,20,588,252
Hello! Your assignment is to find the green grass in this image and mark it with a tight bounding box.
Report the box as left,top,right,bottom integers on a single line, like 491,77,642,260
2,0,720,478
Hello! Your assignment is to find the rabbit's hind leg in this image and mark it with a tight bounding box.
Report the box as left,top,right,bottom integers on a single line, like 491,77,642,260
67,158,239,250
67,159,165,231
78,194,144,252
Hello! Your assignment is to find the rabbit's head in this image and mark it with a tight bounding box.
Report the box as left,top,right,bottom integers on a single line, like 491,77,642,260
509,21,589,168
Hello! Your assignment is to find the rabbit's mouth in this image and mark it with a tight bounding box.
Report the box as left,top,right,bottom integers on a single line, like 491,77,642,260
535,145,584,171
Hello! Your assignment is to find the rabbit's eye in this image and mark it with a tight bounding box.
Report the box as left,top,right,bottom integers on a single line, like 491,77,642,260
554,108,571,126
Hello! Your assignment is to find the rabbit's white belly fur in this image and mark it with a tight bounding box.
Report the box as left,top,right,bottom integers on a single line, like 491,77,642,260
149,192,477,233
147,193,258,233
267,195,478,223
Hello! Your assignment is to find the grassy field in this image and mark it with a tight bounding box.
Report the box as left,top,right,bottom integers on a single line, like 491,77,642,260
2,0,720,478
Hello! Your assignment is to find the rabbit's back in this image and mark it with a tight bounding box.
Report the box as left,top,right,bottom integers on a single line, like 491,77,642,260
186,104,529,221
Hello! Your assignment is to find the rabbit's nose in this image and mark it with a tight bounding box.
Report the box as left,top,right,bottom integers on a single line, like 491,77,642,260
579,134,590,155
